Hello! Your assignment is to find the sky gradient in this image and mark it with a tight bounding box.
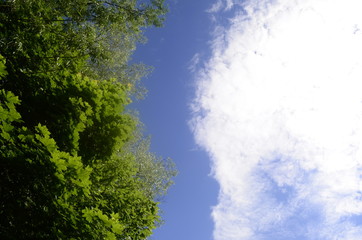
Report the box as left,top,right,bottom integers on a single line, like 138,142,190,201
132,1,218,240
135,0,362,239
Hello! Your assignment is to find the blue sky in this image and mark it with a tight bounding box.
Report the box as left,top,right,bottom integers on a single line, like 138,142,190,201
133,0,362,240
132,1,219,240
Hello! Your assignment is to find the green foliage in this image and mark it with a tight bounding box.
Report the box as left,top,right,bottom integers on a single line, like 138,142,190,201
0,0,175,239
122,119,177,201
0,0,167,99
0,89,66,238
0,63,163,239
0,55,7,78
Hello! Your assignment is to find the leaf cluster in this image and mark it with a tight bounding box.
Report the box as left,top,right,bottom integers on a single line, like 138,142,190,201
0,1,176,239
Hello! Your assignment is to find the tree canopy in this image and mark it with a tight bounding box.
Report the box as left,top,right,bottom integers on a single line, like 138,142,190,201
0,0,176,239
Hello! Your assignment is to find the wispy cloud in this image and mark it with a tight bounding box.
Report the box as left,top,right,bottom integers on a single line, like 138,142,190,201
207,0,234,13
188,53,201,73
191,0,362,239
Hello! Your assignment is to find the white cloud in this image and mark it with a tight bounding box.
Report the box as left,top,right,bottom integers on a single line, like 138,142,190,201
188,53,201,73
207,0,234,13
191,0,362,239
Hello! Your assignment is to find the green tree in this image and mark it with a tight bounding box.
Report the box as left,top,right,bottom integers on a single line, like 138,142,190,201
0,0,167,98
0,56,162,239
122,118,177,201
0,0,175,238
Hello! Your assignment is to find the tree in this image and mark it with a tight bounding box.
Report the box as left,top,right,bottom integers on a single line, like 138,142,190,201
0,55,162,239
0,0,175,238
121,117,177,202
0,0,166,101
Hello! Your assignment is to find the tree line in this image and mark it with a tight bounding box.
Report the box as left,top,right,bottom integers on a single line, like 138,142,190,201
0,0,176,239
